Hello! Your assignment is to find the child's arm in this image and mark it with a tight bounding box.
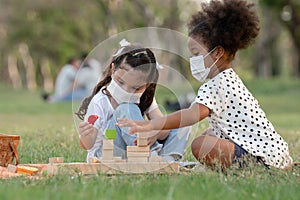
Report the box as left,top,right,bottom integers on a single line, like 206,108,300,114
117,103,210,134
146,107,170,141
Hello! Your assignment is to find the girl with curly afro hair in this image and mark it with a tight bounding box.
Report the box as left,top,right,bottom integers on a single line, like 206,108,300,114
117,0,293,170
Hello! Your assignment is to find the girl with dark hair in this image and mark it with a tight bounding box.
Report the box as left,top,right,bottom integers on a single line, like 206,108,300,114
117,1,293,169
76,40,190,162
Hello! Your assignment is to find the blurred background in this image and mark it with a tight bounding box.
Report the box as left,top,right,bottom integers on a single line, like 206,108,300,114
0,0,299,92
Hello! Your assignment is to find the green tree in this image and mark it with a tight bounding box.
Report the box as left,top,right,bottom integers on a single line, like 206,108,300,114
260,0,300,77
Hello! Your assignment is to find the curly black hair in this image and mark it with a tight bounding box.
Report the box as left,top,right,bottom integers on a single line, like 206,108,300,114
188,0,260,57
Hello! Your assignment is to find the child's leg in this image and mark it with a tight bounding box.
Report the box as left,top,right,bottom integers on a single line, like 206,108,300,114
107,103,161,158
191,134,235,168
158,126,191,161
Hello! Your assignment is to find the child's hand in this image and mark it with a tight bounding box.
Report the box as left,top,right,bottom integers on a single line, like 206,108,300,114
78,122,98,150
78,122,96,137
116,118,152,135
144,131,159,147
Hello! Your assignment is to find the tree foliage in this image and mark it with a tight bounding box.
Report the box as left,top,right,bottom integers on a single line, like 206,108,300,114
0,0,299,90
260,0,300,76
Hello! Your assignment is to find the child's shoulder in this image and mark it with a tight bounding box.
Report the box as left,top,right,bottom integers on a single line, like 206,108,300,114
91,90,110,104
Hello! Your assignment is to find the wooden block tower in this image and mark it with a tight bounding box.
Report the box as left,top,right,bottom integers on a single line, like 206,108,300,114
101,129,116,161
100,130,163,163
126,133,151,163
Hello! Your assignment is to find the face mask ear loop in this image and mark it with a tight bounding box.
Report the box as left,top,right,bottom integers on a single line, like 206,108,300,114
203,47,217,59
203,46,221,70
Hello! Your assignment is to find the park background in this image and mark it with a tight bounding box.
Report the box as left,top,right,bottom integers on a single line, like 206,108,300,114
0,0,299,200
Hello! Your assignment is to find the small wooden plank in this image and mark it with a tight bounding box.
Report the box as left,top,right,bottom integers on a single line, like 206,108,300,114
113,157,125,162
127,146,150,152
18,164,49,172
17,166,39,176
149,156,163,162
127,151,150,157
47,162,179,175
127,157,148,163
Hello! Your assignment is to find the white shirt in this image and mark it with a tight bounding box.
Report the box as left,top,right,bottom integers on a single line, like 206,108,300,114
195,68,293,169
84,89,158,159
54,64,77,97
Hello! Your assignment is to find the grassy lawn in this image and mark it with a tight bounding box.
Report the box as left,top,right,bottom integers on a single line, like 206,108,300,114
0,78,299,200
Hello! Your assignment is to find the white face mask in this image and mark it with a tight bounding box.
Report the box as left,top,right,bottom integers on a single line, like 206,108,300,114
107,79,143,104
189,48,219,82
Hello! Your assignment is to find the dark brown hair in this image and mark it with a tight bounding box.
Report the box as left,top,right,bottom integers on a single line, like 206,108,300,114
75,44,158,120
188,0,260,58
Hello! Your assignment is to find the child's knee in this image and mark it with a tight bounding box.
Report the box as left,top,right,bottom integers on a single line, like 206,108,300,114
191,136,206,160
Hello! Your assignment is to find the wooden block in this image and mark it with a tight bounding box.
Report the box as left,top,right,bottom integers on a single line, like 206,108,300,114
127,145,150,152
7,164,17,173
18,164,48,173
49,157,64,164
17,166,39,176
113,157,124,162
47,162,180,175
103,139,114,150
99,158,114,163
149,156,163,162
137,138,148,147
105,129,116,139
137,132,150,138
127,151,150,157
127,157,148,163
102,149,114,160
98,157,124,163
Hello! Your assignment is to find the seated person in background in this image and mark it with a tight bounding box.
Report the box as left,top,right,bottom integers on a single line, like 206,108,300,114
43,57,88,102
80,53,102,77
77,54,102,94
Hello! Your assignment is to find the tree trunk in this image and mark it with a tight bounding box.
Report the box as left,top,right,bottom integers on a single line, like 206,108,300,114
40,58,54,92
18,43,36,90
7,54,21,88
254,7,280,77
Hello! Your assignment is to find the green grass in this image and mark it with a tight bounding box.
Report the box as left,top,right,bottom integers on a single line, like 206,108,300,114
0,78,300,200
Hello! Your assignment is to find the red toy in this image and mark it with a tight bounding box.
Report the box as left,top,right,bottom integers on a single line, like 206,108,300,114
88,115,98,125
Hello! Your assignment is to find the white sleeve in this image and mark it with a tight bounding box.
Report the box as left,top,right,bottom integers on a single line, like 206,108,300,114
145,97,159,114
84,97,107,135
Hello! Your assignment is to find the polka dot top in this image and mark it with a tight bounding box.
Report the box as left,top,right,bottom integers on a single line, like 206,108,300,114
195,68,293,169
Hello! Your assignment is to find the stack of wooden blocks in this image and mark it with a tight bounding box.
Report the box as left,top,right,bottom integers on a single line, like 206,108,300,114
127,133,150,163
100,129,122,162
100,131,163,163
102,138,114,160
46,130,179,175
